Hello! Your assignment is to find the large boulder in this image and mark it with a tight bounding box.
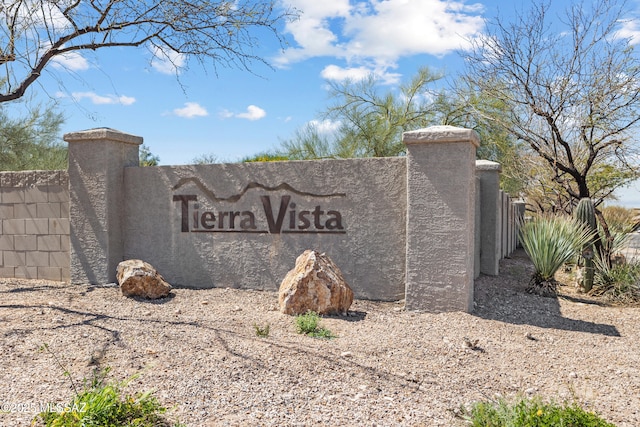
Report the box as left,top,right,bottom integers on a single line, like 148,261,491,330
116,260,172,299
278,250,354,315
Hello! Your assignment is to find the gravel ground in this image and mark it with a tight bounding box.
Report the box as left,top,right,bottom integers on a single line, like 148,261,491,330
1,249,639,426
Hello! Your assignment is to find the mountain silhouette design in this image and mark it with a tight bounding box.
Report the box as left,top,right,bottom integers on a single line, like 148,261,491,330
172,177,346,202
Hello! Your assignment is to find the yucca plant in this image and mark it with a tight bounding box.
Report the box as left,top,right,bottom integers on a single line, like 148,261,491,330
597,225,630,267
519,215,597,297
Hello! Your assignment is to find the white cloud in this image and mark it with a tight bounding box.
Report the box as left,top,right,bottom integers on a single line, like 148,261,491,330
12,0,71,31
237,105,267,120
344,0,484,61
276,0,485,72
320,64,402,84
321,65,371,81
71,92,136,105
40,41,90,71
309,119,341,134
220,105,267,121
173,102,209,118
615,19,640,45
150,45,186,75
51,50,90,71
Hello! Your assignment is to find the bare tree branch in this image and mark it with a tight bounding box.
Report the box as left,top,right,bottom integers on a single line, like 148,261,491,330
0,0,297,102
463,0,640,210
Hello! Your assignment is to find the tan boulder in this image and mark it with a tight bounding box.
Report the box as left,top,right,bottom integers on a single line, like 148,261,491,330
278,250,354,315
116,259,172,299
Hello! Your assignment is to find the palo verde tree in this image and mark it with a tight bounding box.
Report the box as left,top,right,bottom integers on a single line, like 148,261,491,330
0,99,66,170
139,144,159,167
462,0,640,213
433,83,527,195
0,1,296,103
280,67,527,195
280,67,445,159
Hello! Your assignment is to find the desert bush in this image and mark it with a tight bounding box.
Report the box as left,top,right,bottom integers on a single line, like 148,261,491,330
459,395,616,427
592,256,640,304
519,215,596,296
601,205,639,233
254,323,270,338
36,345,181,427
295,311,335,339
36,367,183,427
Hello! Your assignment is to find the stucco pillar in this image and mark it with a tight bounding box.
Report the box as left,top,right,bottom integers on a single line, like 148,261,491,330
64,128,142,284
501,191,509,258
513,200,526,248
474,175,481,279
403,126,479,312
476,160,502,276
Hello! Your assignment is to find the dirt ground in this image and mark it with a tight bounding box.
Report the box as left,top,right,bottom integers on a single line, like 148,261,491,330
1,249,638,426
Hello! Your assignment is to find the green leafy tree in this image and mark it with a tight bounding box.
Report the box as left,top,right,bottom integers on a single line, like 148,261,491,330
242,151,290,162
280,67,445,159
279,68,528,196
462,0,640,211
0,100,66,171
0,1,296,103
434,84,527,195
139,145,159,167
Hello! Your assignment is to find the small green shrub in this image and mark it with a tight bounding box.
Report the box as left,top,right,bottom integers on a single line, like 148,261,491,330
37,367,183,427
295,311,335,339
460,396,616,427
254,323,270,338
36,345,181,427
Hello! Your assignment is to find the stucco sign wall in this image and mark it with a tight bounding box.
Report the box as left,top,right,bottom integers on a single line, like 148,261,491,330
123,159,407,301
65,126,485,312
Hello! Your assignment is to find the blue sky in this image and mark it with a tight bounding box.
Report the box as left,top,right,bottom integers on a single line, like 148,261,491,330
18,0,640,207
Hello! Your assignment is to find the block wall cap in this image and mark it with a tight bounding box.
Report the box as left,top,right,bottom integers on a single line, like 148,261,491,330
402,125,480,147
476,160,502,172
63,128,143,145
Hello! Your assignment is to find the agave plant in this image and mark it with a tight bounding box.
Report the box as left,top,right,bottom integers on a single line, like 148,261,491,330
519,215,597,297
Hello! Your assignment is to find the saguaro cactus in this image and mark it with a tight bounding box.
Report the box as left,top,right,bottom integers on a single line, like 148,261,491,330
574,197,597,291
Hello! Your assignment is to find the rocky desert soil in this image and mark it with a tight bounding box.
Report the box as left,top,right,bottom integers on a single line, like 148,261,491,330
1,249,639,426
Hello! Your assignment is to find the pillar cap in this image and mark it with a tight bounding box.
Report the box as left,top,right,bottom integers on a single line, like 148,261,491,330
476,160,502,172
403,125,479,147
64,127,143,145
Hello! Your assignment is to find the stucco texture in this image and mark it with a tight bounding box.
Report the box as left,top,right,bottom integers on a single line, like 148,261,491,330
123,158,407,301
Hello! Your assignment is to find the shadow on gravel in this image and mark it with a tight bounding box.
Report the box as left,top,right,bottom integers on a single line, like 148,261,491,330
324,310,367,322
473,249,620,337
0,284,70,293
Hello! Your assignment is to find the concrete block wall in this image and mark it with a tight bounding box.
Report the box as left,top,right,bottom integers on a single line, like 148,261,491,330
0,127,525,310
0,171,70,281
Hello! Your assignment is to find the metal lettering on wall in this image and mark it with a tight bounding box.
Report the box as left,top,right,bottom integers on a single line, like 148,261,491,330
172,178,346,234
